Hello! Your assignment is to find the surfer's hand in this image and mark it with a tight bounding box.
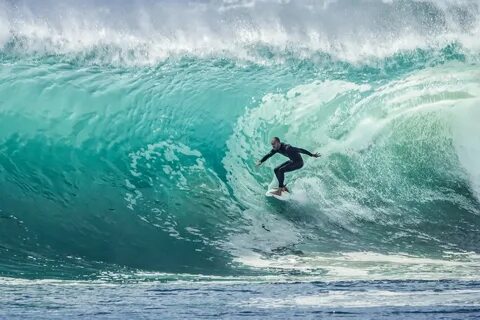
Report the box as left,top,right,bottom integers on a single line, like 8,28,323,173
313,152,321,158
256,160,262,167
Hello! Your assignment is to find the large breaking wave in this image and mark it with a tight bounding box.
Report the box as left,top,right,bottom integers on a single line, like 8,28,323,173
0,0,479,280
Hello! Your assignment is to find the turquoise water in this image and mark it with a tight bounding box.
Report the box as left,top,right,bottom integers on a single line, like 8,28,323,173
1,0,480,318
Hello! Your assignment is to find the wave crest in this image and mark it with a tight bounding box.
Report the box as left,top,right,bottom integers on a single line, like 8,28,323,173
1,0,479,65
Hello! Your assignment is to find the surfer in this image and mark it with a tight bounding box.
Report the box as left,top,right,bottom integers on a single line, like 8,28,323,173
256,137,320,195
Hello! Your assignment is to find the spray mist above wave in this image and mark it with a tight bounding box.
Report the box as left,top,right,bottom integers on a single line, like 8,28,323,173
0,0,479,64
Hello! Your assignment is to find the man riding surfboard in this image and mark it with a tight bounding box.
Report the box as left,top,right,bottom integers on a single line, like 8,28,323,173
256,137,320,196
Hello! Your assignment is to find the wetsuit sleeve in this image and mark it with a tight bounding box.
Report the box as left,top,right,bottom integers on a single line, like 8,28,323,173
294,147,314,157
260,149,277,163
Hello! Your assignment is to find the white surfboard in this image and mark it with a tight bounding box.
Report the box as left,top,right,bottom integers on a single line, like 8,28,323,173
265,189,291,201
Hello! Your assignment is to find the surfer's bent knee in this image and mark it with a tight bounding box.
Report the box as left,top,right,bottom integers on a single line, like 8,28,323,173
295,161,304,170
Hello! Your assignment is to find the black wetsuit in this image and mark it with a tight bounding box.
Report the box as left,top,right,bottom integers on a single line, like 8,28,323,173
260,143,315,188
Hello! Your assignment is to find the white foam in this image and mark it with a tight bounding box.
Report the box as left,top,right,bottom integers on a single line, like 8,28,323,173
233,251,480,281
246,288,480,308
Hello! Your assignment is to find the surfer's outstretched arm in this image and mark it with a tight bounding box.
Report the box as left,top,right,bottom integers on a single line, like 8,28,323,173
257,149,277,166
295,147,320,158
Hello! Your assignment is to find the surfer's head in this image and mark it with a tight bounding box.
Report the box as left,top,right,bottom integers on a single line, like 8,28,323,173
271,137,281,150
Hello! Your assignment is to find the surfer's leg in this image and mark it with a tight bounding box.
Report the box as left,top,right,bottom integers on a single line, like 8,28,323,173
274,161,292,188
275,161,303,188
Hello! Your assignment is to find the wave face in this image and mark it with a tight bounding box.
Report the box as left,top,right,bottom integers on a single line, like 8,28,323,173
0,0,479,280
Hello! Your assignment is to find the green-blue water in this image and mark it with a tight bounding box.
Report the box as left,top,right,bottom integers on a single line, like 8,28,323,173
1,0,480,318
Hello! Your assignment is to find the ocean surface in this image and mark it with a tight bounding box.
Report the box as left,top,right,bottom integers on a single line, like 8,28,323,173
1,0,480,318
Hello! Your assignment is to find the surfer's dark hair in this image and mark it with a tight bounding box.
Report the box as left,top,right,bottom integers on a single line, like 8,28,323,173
273,137,280,142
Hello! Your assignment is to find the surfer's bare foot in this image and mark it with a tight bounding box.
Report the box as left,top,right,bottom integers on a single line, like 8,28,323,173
282,186,289,193
270,188,282,196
